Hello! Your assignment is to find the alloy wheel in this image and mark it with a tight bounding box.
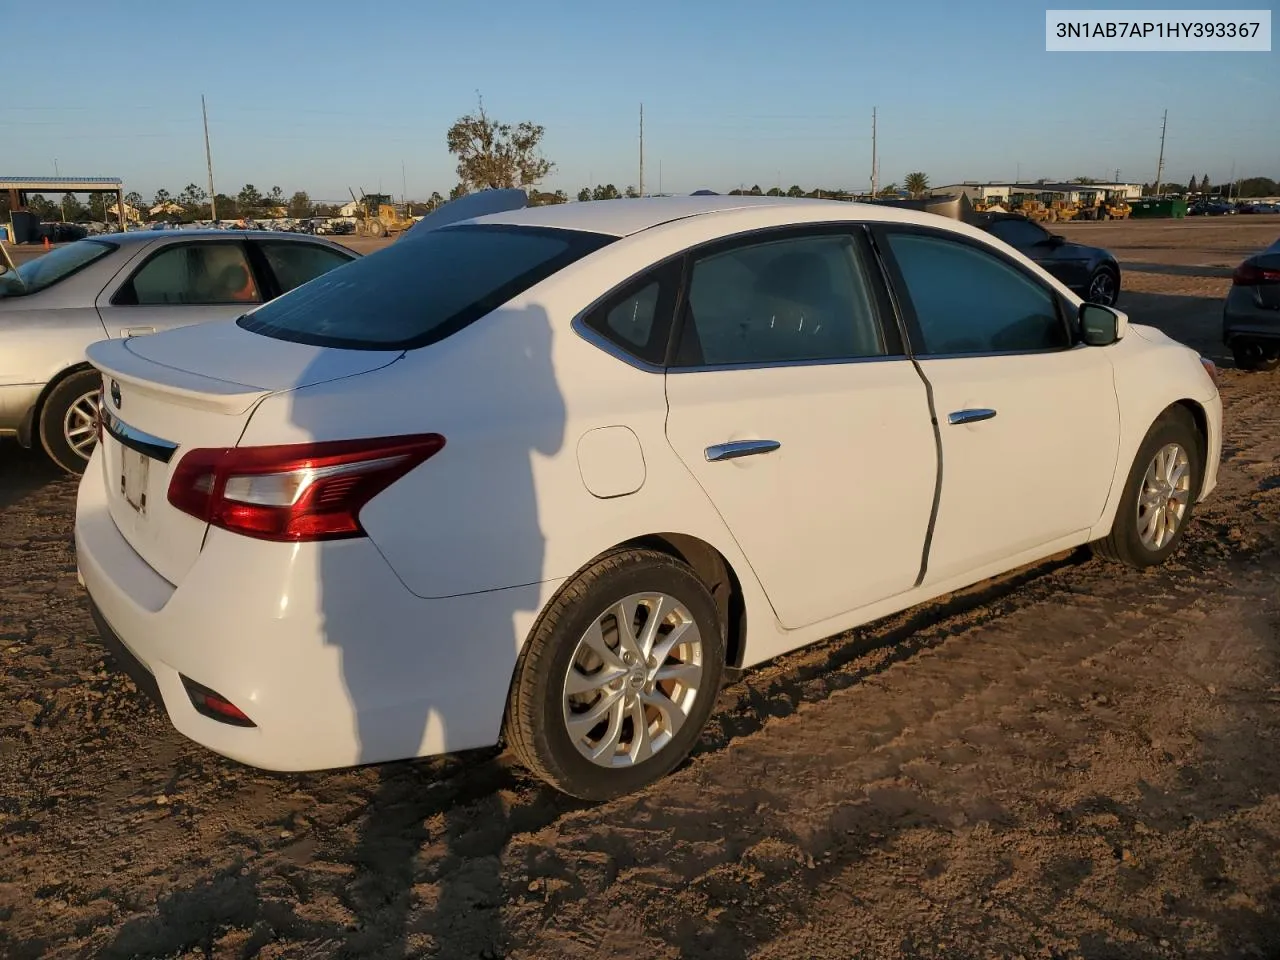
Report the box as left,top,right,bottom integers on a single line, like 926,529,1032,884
562,592,704,768
1137,442,1191,550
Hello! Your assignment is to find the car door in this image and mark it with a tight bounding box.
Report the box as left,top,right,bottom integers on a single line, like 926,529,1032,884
873,225,1121,585
95,237,264,338
249,239,357,297
662,226,939,631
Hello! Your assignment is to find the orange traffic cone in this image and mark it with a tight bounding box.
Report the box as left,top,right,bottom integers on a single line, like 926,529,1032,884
43,236,51,250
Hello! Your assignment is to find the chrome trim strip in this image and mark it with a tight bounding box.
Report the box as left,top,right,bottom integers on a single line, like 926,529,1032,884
947,408,997,426
103,411,178,463
705,439,781,462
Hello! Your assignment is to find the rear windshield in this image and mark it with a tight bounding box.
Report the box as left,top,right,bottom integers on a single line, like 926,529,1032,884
236,223,615,350
0,239,115,298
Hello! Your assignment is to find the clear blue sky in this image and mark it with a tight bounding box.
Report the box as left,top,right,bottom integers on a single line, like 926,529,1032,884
3,0,1275,203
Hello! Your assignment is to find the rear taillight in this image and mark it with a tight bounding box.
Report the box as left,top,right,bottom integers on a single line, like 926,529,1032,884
167,434,445,542
1232,263,1280,286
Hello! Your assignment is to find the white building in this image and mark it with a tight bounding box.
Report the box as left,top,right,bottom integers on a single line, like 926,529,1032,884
930,181,1144,203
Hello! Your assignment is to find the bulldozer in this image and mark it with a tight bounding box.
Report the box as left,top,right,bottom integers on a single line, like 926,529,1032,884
347,188,416,239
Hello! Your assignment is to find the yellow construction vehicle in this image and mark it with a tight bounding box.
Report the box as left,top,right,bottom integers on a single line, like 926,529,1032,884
348,189,415,239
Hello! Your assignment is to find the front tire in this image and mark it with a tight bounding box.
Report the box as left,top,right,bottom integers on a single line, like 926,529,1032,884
504,548,725,801
38,369,102,476
1093,408,1203,568
1086,265,1120,306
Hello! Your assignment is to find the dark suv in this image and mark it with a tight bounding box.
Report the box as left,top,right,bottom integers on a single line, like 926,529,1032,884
971,213,1122,307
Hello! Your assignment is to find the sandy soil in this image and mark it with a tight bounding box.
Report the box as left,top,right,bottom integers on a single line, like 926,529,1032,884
1,217,1279,959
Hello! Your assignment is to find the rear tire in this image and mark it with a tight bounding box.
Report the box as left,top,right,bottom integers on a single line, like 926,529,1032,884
38,369,102,476
1232,344,1279,372
1092,408,1203,569
504,548,725,801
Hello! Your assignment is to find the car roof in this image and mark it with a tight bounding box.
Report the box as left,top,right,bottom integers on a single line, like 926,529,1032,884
93,229,325,245
465,194,971,238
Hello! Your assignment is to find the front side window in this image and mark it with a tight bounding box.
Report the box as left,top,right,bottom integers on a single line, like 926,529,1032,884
120,243,260,305
258,241,355,294
238,224,615,350
674,233,886,366
884,232,1069,355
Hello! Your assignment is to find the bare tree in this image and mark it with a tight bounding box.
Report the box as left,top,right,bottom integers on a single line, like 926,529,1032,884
446,93,554,192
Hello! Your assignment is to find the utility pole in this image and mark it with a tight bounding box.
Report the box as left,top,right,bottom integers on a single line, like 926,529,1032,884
659,160,663,196
1114,168,1120,183
1153,109,1167,197
202,94,217,221
870,107,877,198
1227,159,1236,201
638,103,644,197
401,160,407,204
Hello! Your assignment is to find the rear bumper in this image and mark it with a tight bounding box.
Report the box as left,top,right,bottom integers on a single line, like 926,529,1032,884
74,444,547,772
1223,292,1280,344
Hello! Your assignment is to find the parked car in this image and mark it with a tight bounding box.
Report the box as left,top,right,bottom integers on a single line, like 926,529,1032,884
1223,236,1280,370
0,230,359,474
1189,200,1234,216
970,212,1122,306
75,194,1222,801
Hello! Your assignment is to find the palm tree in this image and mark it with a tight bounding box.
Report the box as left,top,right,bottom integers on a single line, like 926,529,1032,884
904,172,929,198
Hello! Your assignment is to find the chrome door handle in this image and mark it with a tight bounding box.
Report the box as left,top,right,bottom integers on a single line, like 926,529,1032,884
948,408,997,425
120,326,156,338
705,439,781,462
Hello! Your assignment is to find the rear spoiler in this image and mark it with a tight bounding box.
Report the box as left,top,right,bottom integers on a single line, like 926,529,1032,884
401,188,529,239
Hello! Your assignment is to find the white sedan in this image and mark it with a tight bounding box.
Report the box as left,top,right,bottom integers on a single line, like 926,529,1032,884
74,194,1222,800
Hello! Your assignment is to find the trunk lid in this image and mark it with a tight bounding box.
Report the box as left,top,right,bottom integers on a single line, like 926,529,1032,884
86,319,402,586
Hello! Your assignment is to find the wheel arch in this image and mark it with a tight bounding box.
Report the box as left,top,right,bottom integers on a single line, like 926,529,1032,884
21,361,97,448
618,533,748,671
1172,397,1210,496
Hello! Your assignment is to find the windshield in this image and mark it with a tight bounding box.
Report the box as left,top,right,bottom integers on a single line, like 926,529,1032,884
0,239,116,298
237,224,615,350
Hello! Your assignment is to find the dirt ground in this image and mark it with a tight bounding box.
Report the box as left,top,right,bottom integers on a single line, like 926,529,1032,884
2,216,1279,959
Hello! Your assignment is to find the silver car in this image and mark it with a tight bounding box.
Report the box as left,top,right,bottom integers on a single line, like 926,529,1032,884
1,229,359,473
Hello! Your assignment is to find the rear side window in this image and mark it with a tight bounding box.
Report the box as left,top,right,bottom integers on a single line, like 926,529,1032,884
258,241,354,294
118,243,260,305
238,224,615,350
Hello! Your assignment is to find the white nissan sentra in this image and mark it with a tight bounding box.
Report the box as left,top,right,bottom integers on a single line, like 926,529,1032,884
75,194,1222,800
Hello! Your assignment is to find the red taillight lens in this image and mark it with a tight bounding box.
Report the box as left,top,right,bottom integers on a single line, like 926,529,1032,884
167,434,445,542
1233,263,1280,286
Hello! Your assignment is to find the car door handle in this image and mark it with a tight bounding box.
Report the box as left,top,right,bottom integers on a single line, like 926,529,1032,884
704,439,781,462
120,326,155,338
948,408,997,425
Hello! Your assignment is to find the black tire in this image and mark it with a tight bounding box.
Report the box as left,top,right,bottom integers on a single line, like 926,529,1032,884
504,548,725,801
1086,265,1120,306
1092,407,1203,569
1232,344,1279,372
38,368,102,476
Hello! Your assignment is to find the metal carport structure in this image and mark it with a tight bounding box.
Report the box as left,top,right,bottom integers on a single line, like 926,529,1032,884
1,176,126,234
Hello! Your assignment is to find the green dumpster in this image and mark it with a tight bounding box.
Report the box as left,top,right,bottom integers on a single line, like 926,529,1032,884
1128,198,1188,219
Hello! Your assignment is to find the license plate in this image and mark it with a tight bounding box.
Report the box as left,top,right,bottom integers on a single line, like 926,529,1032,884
120,446,150,516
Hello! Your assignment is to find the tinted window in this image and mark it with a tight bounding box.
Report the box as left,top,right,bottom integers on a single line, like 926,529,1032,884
122,243,260,305
238,224,614,350
0,239,115,298
259,241,354,294
885,232,1069,355
675,233,886,366
985,218,1050,248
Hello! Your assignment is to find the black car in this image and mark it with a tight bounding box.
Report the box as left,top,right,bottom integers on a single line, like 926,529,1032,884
971,213,1121,306
1222,236,1280,371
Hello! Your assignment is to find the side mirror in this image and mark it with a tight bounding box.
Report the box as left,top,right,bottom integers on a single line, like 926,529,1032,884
1079,302,1127,346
